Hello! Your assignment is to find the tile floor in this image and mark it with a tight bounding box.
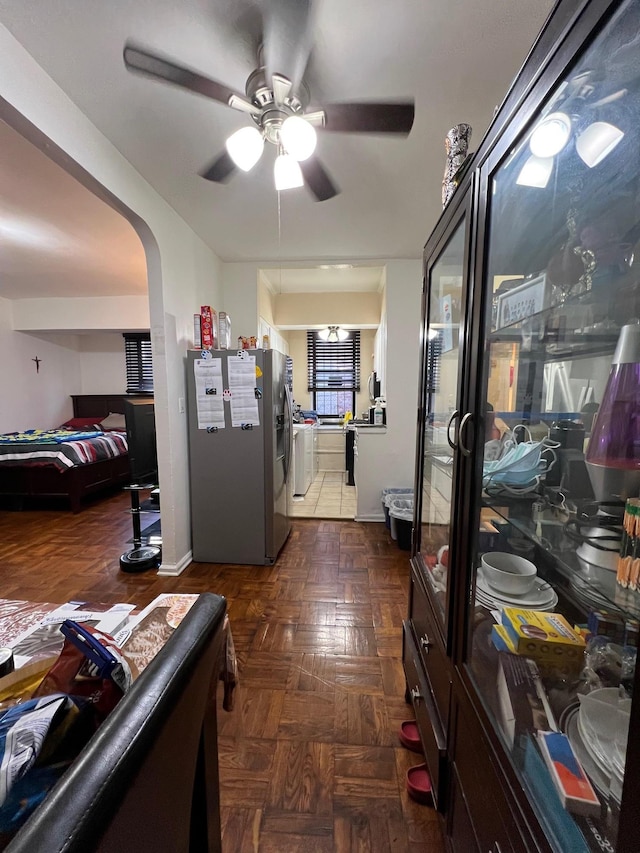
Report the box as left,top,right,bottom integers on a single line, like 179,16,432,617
290,471,356,519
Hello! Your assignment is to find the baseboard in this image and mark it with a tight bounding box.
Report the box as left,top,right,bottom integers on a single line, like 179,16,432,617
355,512,385,522
157,550,192,576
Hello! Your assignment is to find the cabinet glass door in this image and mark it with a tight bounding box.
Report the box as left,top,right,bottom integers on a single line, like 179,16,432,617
465,3,640,851
417,219,466,633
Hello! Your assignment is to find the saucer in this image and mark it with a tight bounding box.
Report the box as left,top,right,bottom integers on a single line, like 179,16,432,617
476,568,558,609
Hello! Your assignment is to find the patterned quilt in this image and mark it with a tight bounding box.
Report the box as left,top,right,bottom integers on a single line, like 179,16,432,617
0,430,128,471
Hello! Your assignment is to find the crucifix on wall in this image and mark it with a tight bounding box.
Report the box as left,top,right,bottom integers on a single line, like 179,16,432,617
32,356,41,373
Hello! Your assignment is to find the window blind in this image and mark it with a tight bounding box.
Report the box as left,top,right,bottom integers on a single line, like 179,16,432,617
307,330,360,417
425,331,442,394
123,333,154,393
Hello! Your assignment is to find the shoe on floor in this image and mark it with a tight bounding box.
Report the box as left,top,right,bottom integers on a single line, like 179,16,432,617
406,762,433,805
399,719,423,753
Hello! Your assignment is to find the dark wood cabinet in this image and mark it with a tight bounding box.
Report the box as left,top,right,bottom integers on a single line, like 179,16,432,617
403,621,448,810
449,698,522,853
405,2,640,851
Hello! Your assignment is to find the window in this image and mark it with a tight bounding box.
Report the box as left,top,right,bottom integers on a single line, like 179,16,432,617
123,333,154,393
307,330,360,418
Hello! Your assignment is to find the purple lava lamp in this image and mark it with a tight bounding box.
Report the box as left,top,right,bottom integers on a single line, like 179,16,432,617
586,322,640,502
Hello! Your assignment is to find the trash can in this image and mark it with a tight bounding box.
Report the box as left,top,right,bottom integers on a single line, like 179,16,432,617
381,488,413,529
389,498,414,550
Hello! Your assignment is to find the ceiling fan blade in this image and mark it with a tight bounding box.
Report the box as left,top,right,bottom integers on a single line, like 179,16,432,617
300,158,339,202
263,0,315,90
200,151,238,184
123,43,245,107
321,102,415,135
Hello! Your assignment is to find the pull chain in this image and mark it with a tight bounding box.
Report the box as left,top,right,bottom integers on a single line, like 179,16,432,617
277,189,282,294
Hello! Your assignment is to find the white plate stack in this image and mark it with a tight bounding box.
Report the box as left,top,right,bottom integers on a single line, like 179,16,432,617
475,566,558,610
575,687,630,804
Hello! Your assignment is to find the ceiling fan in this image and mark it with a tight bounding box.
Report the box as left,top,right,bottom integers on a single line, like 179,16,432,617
123,0,414,202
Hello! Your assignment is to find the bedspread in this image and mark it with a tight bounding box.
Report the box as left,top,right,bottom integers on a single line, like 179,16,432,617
0,431,128,471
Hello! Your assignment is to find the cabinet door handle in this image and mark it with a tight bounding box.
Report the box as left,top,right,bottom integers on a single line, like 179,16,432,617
420,634,432,653
446,409,460,449
458,412,473,457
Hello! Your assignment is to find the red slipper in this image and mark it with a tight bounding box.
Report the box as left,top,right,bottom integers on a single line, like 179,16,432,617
399,720,423,753
406,763,432,805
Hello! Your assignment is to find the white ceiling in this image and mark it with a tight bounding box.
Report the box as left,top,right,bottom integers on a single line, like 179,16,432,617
0,120,148,299
261,264,385,293
0,0,555,297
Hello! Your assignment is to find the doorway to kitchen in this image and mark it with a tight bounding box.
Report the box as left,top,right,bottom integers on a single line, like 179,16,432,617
290,471,356,519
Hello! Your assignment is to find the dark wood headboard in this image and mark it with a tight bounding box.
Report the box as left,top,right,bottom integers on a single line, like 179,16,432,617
71,394,151,419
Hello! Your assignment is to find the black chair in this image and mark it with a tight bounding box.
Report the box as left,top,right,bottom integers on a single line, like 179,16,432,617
6,593,226,852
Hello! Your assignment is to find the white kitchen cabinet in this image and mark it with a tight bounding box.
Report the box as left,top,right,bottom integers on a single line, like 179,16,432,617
315,427,346,472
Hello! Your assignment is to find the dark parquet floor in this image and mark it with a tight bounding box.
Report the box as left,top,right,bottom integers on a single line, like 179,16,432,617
0,491,445,852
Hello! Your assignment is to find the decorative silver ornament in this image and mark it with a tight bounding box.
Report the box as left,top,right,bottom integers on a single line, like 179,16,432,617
442,124,472,207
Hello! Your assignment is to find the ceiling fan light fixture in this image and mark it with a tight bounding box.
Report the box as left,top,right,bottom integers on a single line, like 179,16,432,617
576,121,624,168
318,325,349,342
274,152,304,190
225,126,264,171
529,111,572,158
280,116,317,161
516,154,554,188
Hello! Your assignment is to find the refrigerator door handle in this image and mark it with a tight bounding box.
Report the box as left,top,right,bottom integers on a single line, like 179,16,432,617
283,383,293,484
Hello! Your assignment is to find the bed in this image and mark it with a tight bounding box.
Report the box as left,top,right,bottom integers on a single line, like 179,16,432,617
0,394,147,512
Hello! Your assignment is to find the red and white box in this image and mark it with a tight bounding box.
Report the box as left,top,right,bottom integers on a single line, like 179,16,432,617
200,306,218,350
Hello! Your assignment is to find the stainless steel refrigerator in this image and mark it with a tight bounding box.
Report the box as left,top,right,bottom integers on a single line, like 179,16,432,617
186,348,292,564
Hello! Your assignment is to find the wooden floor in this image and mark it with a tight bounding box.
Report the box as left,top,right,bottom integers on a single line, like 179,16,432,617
0,492,445,853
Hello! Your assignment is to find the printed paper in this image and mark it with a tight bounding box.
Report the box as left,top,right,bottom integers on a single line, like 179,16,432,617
194,358,225,429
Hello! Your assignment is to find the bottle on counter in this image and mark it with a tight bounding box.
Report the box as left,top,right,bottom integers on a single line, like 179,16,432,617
374,398,384,425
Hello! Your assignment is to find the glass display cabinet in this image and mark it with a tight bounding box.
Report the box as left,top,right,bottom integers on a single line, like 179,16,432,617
404,1,640,851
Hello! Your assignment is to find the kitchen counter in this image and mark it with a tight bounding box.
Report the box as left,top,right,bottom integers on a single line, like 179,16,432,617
354,424,387,432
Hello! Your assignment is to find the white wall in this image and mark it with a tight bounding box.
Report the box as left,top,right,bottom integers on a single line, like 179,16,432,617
356,260,422,518
11,296,150,333
79,334,127,393
357,329,376,416
275,292,382,327
375,281,388,394
1,24,223,574
1,297,137,430
221,263,259,343
0,297,82,431
281,331,308,406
